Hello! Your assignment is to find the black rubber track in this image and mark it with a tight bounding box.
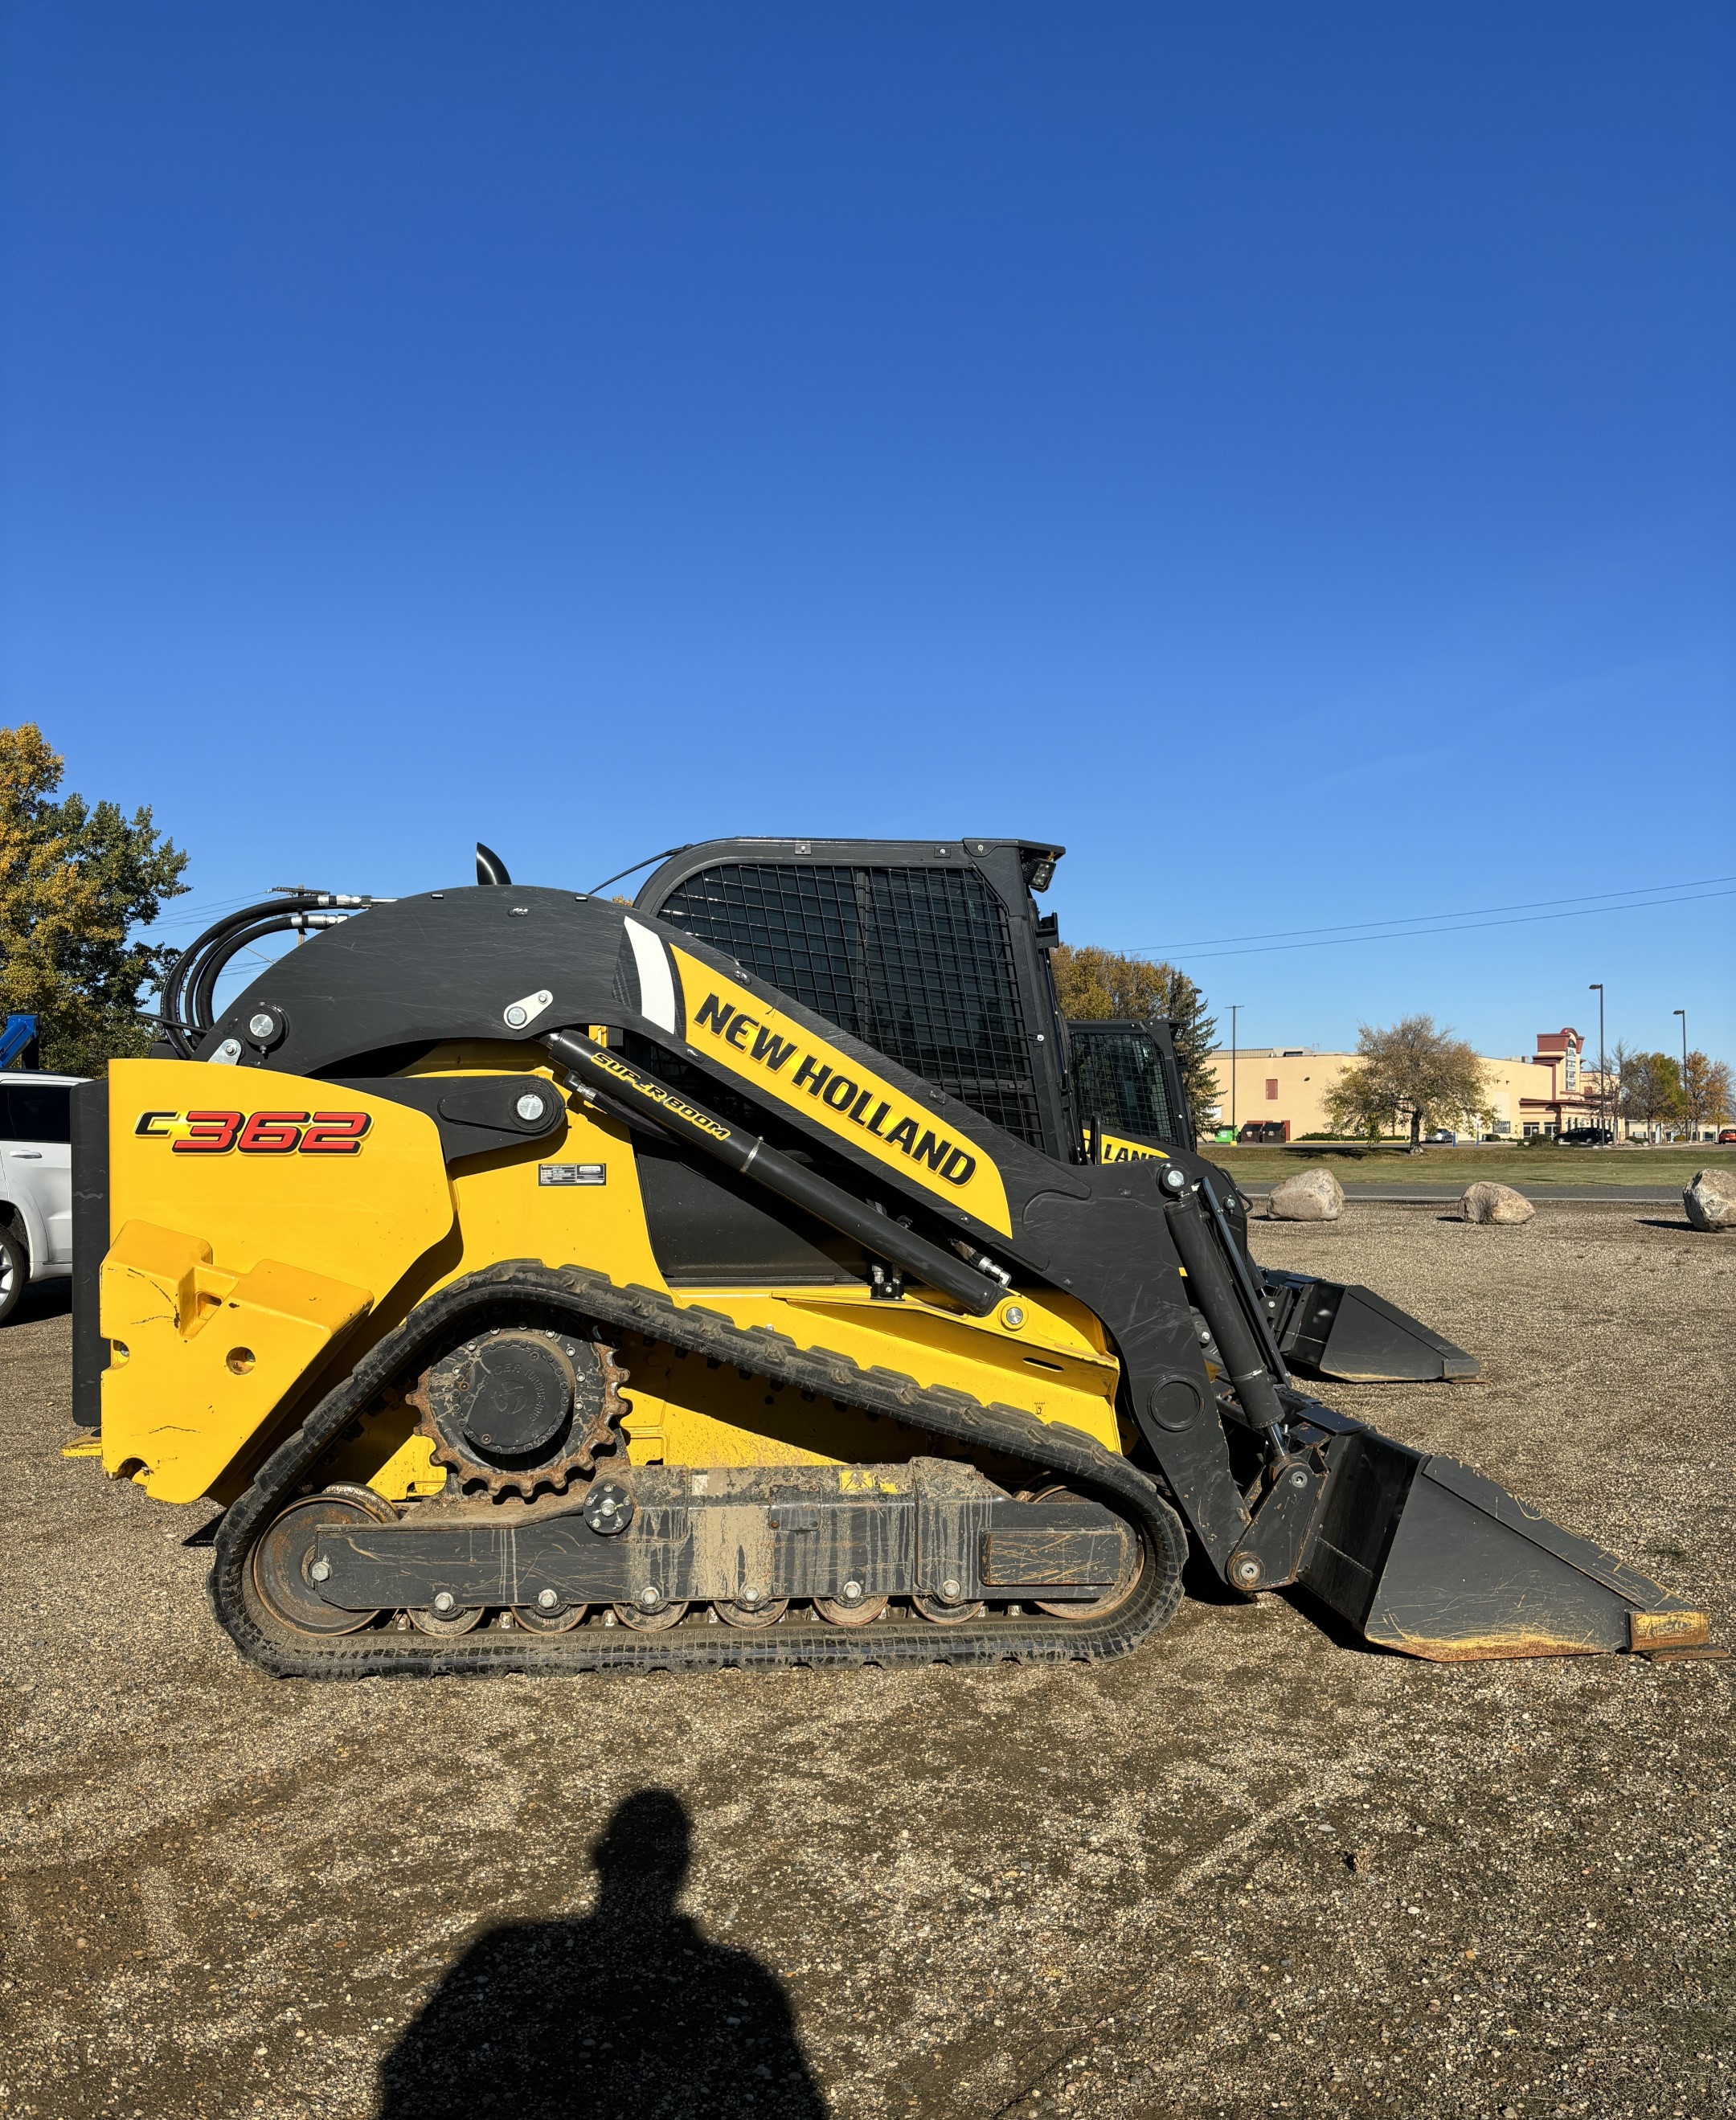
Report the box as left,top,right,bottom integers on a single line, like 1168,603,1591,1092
210,1263,1189,1678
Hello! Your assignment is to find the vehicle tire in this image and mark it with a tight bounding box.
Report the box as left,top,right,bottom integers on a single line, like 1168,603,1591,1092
0,1226,26,1325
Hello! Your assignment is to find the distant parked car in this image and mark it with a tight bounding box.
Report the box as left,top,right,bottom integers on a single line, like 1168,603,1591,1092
1558,1127,1615,1147
0,1073,81,1323
1719,1128,1736,1145
1424,1130,1456,1144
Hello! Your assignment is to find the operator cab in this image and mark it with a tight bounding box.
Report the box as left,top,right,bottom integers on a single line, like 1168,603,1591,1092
634,836,1204,1172
636,836,1075,1160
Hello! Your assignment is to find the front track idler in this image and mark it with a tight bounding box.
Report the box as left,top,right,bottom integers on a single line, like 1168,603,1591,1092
249,1484,399,1635
210,1263,1190,1678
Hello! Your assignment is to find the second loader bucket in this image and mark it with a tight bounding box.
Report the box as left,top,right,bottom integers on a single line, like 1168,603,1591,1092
1267,1273,1481,1383
1296,1413,1709,1660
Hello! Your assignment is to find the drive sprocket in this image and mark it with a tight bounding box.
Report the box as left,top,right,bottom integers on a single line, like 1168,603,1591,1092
407,1325,628,1499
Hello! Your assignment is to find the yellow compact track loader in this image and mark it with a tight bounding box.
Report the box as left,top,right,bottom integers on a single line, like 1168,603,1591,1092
72,836,1707,1676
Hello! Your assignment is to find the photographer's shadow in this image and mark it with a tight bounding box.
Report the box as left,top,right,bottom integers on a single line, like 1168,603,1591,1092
379,1788,827,2119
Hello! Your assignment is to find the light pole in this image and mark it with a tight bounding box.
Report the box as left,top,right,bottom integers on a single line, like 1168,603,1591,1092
1674,1008,1689,1141
1229,1005,1241,1140
1589,984,1605,1139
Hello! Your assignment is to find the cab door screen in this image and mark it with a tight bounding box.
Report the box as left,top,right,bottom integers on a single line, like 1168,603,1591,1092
1071,1030,1176,1144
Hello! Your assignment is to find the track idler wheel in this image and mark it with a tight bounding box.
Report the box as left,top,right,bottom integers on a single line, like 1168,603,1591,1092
614,1593,689,1632
910,1589,986,1626
251,1484,398,1636
1020,1484,1143,1620
408,1595,485,1635
514,1594,588,1634
715,1594,789,1629
813,1590,890,1627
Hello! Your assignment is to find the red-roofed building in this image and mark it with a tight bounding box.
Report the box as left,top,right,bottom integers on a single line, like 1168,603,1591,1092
1520,1028,1603,1134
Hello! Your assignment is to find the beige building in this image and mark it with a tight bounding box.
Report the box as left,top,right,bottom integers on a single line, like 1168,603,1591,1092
1206,1028,1604,1142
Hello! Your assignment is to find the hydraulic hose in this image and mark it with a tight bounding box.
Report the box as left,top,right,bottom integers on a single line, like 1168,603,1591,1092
186,912,345,1029
159,892,379,1051
162,898,316,1032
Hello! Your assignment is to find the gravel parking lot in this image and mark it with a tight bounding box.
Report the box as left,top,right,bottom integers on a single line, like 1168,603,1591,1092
3,1203,1731,2120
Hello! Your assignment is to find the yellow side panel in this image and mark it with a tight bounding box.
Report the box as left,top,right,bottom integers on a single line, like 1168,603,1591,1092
107,1058,453,1280
616,1365,858,1471
665,947,1013,1237
100,1222,372,1503
320,1411,446,1502
100,1060,455,1500
764,1291,1121,1454
431,1098,665,1296
630,1288,1123,1460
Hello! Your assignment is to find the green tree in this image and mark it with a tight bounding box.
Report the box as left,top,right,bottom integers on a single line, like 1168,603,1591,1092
1321,1014,1494,1151
1050,943,1219,1137
1617,1050,1687,1139
0,724,189,1075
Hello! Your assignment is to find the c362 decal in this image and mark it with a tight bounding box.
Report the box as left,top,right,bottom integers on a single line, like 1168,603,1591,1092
134,1110,372,1155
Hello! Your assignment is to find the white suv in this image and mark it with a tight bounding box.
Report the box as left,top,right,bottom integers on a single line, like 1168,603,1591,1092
0,1073,81,1323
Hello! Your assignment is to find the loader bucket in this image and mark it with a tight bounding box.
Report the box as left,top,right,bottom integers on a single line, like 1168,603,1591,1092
1271,1275,1481,1383
1298,1422,1709,1660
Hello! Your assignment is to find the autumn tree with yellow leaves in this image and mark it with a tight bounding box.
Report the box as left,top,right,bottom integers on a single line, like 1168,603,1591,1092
0,725,189,1075
1049,943,1219,1137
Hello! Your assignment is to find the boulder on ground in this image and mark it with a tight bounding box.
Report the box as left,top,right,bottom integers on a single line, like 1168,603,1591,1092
1267,1168,1345,1222
1461,1181,1534,1226
1683,1168,1736,1231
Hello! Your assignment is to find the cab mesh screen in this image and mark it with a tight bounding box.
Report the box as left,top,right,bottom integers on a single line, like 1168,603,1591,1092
655,863,1043,1146
1069,1028,1177,1144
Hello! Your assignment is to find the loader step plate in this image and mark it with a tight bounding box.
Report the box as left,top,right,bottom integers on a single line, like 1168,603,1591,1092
213,1263,1189,1676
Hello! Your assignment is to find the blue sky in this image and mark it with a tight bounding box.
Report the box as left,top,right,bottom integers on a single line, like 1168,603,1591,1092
3,3,1731,1064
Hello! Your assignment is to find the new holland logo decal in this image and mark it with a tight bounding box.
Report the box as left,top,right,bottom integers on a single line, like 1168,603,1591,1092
692,992,980,1183
665,944,1013,1235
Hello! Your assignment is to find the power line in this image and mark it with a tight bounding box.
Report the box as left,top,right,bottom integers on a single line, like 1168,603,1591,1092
1145,886,1736,963
1137,874,1736,952
141,890,282,935
143,886,379,939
